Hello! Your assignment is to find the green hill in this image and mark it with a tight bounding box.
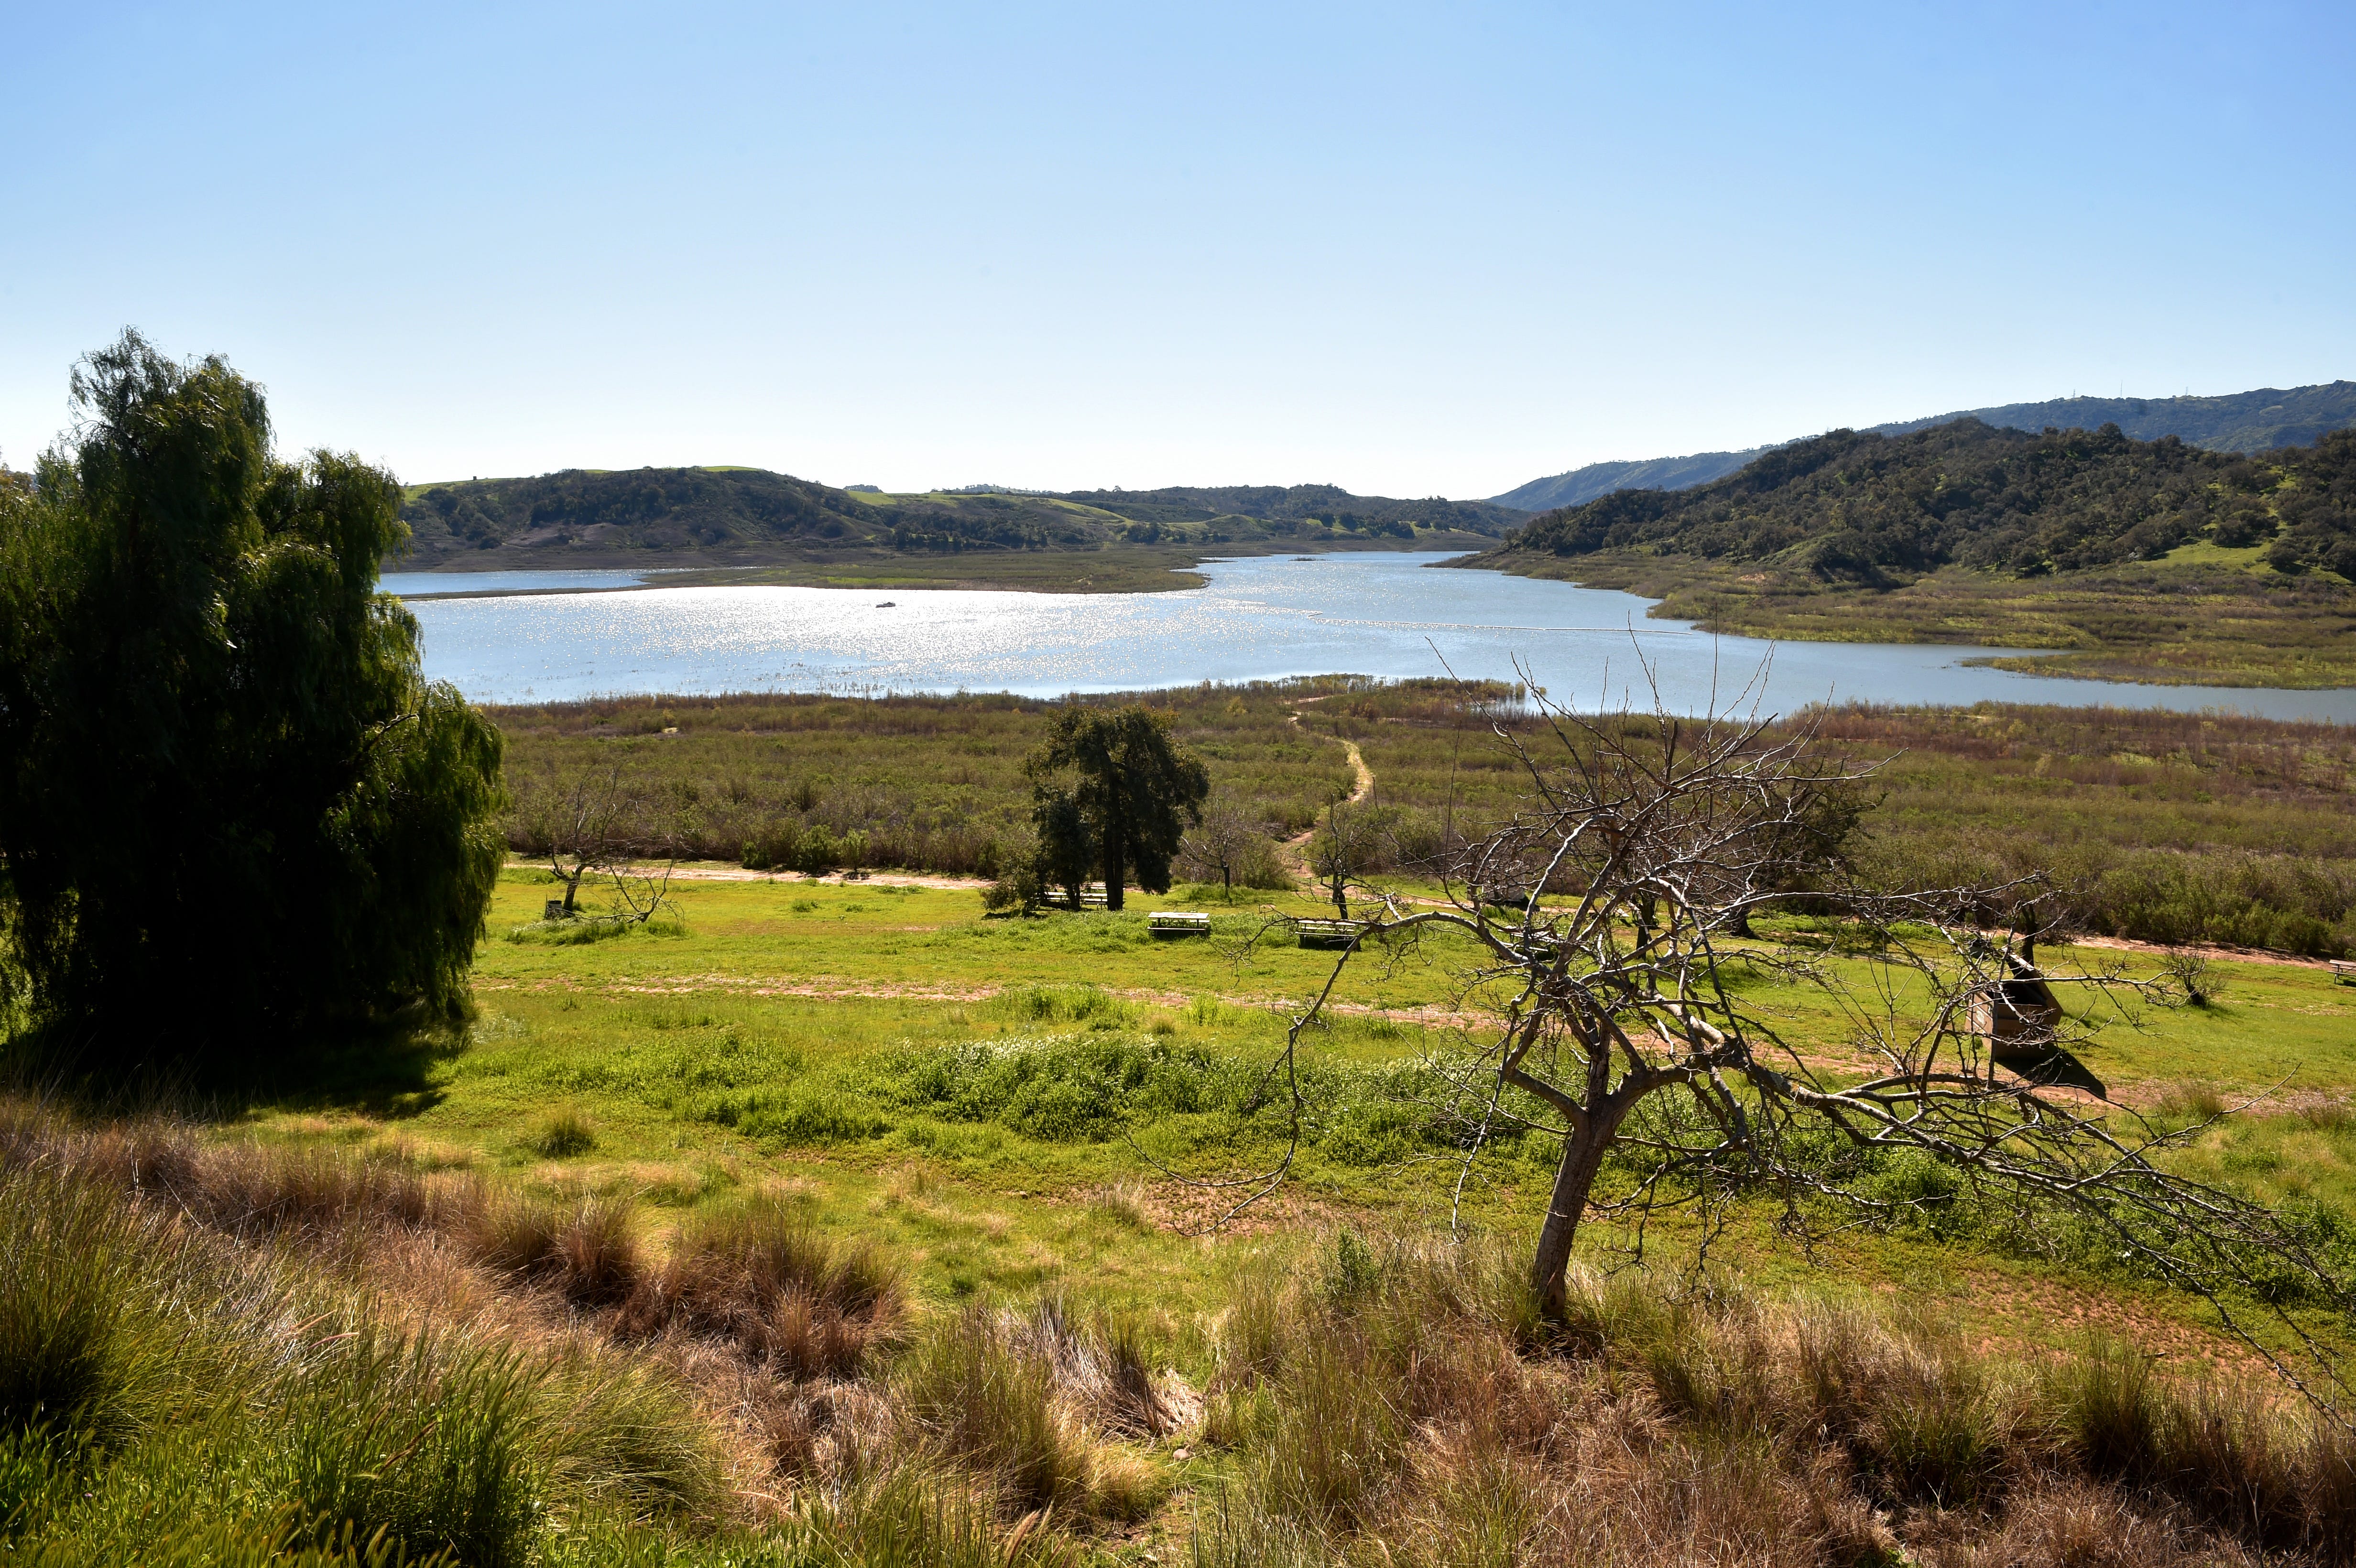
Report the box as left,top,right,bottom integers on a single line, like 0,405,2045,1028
390,467,1516,578
1492,379,2356,511
1052,483,1523,536
1499,418,2354,579
1873,379,2356,454
1467,419,2356,687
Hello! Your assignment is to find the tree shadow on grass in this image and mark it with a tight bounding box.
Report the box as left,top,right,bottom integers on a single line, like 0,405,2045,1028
4,1003,461,1125
2010,1047,2109,1100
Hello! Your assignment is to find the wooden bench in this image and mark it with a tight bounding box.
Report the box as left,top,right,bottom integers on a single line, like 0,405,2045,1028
1149,912,1211,938
1294,917,1369,950
2334,959,2356,986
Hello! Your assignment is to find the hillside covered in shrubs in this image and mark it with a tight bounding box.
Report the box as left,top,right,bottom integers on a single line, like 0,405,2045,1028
393,468,1516,570
1496,420,2356,582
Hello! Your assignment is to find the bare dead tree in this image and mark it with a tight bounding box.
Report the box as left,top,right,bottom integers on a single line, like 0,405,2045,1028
514,761,680,926
1166,671,2355,1412
1176,788,1263,895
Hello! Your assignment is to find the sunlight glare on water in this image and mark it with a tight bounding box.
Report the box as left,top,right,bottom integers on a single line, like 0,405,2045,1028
387,552,2356,720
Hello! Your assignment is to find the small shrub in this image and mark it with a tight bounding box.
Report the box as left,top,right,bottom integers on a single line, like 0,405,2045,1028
2158,948,2230,1006
522,1106,597,1159
503,914,684,946
1320,1229,1384,1310
798,825,840,873
741,818,801,871
2153,1082,2228,1122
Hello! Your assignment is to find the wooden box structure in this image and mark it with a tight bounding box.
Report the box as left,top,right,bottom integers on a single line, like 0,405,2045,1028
1969,954,2063,1063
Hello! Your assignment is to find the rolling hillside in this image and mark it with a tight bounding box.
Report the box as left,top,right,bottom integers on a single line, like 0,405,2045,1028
1493,380,2356,511
1053,483,1523,536
391,467,1516,574
1464,419,2356,686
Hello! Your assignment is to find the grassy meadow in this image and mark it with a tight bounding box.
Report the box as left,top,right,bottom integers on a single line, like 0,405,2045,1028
10,857,2356,1564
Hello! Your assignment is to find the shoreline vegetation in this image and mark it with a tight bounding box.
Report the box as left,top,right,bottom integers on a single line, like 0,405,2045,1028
392,533,1495,599
1453,546,2356,689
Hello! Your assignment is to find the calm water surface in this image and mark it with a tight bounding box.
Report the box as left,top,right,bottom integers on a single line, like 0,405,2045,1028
385,554,2356,720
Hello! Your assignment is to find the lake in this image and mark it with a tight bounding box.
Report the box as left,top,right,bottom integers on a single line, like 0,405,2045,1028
384,552,2356,720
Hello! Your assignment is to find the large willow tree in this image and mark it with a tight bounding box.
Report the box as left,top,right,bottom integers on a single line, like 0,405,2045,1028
0,332,505,1060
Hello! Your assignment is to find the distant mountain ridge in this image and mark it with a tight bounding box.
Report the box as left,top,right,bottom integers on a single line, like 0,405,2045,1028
1491,381,2356,511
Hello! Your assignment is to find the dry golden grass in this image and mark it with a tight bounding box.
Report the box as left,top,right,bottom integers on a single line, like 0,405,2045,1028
8,1098,2354,1564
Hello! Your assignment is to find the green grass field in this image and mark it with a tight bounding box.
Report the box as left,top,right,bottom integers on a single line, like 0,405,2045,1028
229,865,2356,1344
13,865,2356,1563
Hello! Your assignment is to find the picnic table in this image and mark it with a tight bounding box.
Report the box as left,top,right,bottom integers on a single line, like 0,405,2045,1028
1294,917,1370,950
2333,959,2356,986
1148,912,1211,938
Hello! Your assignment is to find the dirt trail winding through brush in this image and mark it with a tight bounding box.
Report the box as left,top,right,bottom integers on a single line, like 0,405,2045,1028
1281,696,1375,857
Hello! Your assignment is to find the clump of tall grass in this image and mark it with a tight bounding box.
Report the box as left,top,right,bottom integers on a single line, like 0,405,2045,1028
0,1152,726,1565
0,1164,203,1448
897,1303,1162,1523
1079,1181,1152,1231
616,1194,904,1378
900,1305,1093,1514
466,1188,643,1305
2153,1081,2230,1122
519,1103,598,1158
1015,1296,1175,1441
273,1327,544,1566
781,1462,1080,1567
1195,1224,2356,1566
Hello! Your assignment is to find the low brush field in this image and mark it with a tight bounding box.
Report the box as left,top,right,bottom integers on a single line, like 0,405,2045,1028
9,855,2356,1564
493,685,2356,956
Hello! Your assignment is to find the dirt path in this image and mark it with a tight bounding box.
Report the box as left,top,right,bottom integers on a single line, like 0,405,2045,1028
513,860,989,891
477,969,1485,1029
2062,932,2339,973
1281,697,1376,858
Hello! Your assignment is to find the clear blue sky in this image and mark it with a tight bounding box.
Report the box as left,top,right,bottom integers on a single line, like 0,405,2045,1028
5,1,2351,500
